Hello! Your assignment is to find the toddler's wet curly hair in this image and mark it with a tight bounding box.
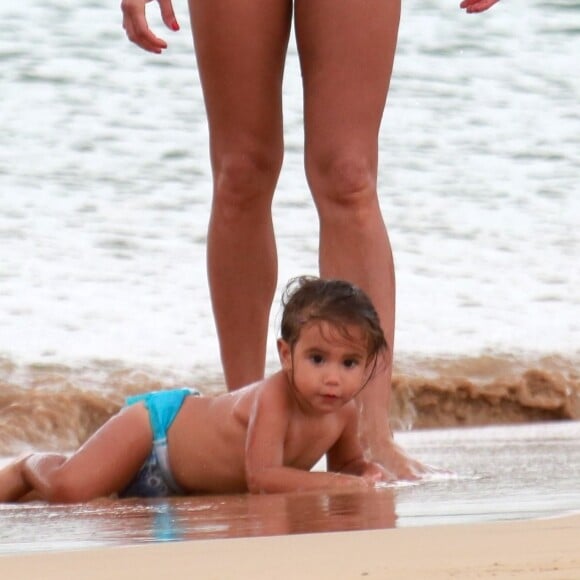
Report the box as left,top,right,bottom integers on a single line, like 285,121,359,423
280,276,388,369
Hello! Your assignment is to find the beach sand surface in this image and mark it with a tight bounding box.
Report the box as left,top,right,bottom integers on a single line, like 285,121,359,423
1,514,578,579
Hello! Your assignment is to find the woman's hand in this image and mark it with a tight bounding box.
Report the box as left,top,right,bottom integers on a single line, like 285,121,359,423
121,0,180,54
459,0,500,13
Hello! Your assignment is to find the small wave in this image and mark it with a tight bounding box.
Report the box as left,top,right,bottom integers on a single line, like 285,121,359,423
0,357,222,455
390,353,579,430
0,354,578,454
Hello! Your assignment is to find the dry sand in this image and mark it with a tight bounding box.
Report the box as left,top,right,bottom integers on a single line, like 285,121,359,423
1,513,578,579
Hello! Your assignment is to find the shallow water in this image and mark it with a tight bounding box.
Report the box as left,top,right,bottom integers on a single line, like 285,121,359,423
1,421,578,555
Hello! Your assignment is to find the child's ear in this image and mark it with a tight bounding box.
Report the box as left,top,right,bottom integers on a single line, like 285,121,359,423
277,338,292,372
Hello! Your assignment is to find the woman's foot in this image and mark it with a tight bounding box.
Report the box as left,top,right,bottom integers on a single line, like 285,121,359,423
361,424,442,481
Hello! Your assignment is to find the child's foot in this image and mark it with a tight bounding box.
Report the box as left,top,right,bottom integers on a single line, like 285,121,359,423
0,455,32,502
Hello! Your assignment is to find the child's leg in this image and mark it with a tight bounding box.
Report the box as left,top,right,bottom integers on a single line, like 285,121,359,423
19,404,153,503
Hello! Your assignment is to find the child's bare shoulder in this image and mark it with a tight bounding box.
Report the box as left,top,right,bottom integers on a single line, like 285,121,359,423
252,371,291,409
225,372,289,422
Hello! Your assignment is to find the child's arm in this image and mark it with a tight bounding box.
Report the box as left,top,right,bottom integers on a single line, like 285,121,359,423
244,384,370,493
326,405,392,483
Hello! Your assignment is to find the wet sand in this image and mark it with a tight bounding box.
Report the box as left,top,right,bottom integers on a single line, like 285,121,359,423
1,514,578,579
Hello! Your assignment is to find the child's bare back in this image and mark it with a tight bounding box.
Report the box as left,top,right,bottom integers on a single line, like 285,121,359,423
167,371,358,494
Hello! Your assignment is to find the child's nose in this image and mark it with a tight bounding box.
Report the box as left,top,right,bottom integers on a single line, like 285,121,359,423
323,366,341,385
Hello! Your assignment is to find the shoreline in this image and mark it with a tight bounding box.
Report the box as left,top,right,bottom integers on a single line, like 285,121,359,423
1,513,578,579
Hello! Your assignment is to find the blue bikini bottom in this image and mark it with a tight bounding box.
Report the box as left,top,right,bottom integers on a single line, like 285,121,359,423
119,387,200,498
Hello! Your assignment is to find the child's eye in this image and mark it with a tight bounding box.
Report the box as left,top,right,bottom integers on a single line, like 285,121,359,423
343,358,359,369
310,354,324,364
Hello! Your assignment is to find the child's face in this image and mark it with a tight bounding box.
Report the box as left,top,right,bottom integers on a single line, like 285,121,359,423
278,321,370,414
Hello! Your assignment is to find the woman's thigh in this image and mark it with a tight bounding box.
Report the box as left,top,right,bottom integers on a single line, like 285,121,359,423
295,0,401,178
188,0,293,160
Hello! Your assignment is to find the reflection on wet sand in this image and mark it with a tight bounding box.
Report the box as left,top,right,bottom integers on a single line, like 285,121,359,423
0,489,396,554
153,489,397,541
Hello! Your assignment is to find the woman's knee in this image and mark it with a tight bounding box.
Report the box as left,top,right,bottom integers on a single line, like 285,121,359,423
213,151,283,219
308,152,378,215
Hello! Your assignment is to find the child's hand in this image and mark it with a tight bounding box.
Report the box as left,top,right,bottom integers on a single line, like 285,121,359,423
121,0,180,54
459,0,500,13
361,462,395,485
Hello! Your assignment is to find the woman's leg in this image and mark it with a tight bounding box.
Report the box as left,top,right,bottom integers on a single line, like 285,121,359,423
295,0,421,476
1,405,153,503
188,0,293,389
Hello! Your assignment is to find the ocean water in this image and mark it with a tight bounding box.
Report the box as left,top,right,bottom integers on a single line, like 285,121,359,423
0,2,579,438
